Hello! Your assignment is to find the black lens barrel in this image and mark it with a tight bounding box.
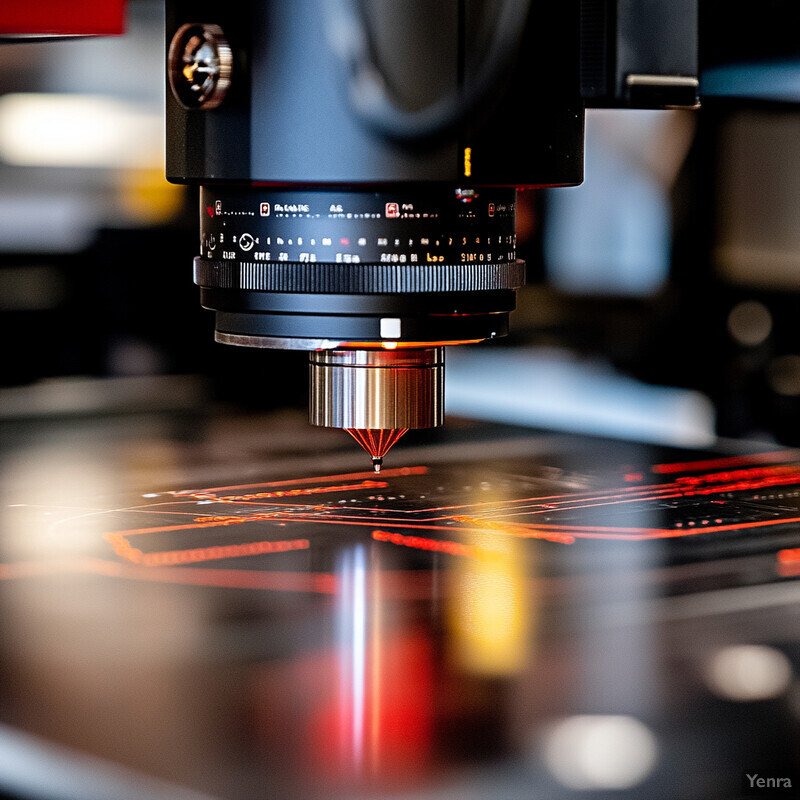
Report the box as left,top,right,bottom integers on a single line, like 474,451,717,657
195,187,523,348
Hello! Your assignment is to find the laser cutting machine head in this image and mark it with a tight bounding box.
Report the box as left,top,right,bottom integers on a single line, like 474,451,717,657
165,0,699,467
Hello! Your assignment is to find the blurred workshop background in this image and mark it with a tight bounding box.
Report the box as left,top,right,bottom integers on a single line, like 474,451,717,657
2,1,800,447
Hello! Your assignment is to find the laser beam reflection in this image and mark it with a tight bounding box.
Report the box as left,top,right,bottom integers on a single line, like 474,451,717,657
337,545,368,772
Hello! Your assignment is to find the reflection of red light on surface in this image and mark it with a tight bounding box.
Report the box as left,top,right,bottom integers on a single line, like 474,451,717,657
674,465,800,486
84,558,337,592
777,547,800,577
652,450,800,475
309,631,433,787
346,429,408,460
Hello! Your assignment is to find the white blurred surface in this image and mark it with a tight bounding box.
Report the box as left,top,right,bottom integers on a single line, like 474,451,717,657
446,347,716,446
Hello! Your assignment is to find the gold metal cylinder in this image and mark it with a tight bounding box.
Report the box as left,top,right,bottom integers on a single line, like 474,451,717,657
309,347,445,429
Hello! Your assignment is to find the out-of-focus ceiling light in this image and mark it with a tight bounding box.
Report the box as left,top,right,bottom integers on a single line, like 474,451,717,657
0,93,162,168
541,714,659,791
705,644,793,702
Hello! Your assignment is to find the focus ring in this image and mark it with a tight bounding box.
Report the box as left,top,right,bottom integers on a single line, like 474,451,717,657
194,257,526,294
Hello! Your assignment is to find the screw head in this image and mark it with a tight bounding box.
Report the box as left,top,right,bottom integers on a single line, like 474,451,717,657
168,23,232,110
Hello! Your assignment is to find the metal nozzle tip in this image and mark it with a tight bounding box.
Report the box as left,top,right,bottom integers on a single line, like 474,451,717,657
345,429,404,473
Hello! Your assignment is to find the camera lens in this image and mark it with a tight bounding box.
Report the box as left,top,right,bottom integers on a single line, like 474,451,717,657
195,186,522,348
194,185,523,459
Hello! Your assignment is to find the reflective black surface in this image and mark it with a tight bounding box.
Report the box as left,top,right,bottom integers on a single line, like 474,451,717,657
0,409,798,799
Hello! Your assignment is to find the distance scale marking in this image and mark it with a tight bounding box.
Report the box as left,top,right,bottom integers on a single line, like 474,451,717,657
200,187,517,266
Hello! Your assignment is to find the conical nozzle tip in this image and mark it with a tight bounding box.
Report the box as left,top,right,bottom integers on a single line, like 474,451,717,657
345,428,408,472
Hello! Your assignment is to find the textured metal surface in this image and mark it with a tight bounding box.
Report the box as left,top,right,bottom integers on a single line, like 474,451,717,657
194,258,526,294
309,347,445,429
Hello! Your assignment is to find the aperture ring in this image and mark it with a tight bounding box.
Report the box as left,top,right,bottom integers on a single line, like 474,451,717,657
194,257,526,294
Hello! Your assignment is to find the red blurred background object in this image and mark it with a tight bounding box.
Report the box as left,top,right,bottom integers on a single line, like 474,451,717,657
0,1,126,36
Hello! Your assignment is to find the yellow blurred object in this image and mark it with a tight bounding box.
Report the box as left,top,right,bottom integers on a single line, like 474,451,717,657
116,168,186,225
446,531,532,676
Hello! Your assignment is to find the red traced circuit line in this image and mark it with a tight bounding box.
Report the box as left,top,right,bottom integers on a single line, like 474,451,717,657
651,449,800,475
85,463,800,531
435,466,800,521
213,481,388,503
506,516,800,542
373,530,481,559
173,466,427,496
10,455,800,591
105,531,310,567
100,461,800,570
101,472,421,569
